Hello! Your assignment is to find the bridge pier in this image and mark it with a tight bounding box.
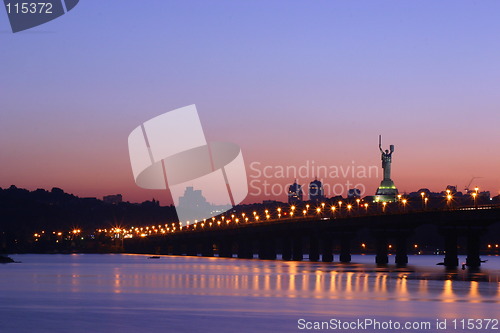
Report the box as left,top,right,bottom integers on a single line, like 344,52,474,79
309,234,320,262
466,230,481,269
218,239,233,258
156,241,168,255
375,236,389,265
339,235,352,263
281,236,292,261
185,240,198,256
237,237,253,259
172,241,184,255
201,240,214,257
258,236,277,260
321,235,333,262
443,230,459,268
292,235,303,261
395,233,409,266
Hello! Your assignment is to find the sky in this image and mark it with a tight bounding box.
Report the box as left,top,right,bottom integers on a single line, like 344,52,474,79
1,0,499,204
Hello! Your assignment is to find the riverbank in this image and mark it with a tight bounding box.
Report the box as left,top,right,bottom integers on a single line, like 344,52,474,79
0,255,14,263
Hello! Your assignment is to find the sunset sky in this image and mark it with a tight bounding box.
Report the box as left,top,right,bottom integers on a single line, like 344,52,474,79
1,1,499,204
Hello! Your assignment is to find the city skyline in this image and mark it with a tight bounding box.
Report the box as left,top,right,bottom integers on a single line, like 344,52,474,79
1,1,499,204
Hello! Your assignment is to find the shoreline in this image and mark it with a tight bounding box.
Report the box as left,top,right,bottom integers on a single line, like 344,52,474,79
0,255,15,263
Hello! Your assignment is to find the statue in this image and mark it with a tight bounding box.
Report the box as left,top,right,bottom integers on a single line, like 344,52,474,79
379,135,394,180
375,135,398,202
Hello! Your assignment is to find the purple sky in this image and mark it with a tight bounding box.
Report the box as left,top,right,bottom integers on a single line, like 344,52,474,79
1,1,499,204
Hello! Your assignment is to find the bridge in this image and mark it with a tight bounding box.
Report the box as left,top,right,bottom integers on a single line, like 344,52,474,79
123,204,500,269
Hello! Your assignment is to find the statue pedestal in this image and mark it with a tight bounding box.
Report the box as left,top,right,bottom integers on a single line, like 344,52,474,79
375,179,399,202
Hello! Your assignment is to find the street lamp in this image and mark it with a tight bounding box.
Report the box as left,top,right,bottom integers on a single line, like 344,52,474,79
382,202,387,213
420,192,425,210
402,199,407,212
446,194,453,209
364,203,369,213
356,198,361,210
472,192,477,208
424,197,428,210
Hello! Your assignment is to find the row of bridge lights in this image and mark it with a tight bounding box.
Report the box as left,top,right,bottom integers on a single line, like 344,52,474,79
35,189,481,240
30,190,481,240
100,199,414,238
104,190,490,238
30,226,497,252
43,191,484,240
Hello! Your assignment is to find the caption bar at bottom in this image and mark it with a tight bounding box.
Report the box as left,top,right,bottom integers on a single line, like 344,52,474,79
298,318,499,330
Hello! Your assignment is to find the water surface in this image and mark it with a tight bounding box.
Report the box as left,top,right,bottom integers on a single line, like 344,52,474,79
1,254,499,332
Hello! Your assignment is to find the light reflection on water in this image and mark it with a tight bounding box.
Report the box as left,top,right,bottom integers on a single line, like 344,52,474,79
1,254,499,333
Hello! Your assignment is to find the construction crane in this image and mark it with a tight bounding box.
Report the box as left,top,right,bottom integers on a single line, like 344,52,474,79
464,177,483,194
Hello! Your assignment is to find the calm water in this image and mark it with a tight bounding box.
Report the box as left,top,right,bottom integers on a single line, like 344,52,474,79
1,254,500,333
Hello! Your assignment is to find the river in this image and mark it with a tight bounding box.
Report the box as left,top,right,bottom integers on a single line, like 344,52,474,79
1,254,499,332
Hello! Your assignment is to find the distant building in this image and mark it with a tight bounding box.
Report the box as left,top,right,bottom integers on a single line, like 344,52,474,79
347,188,361,199
445,185,457,195
288,181,303,204
417,188,431,196
141,198,160,207
103,194,122,204
178,187,209,209
178,186,231,223
479,191,491,200
309,179,324,201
